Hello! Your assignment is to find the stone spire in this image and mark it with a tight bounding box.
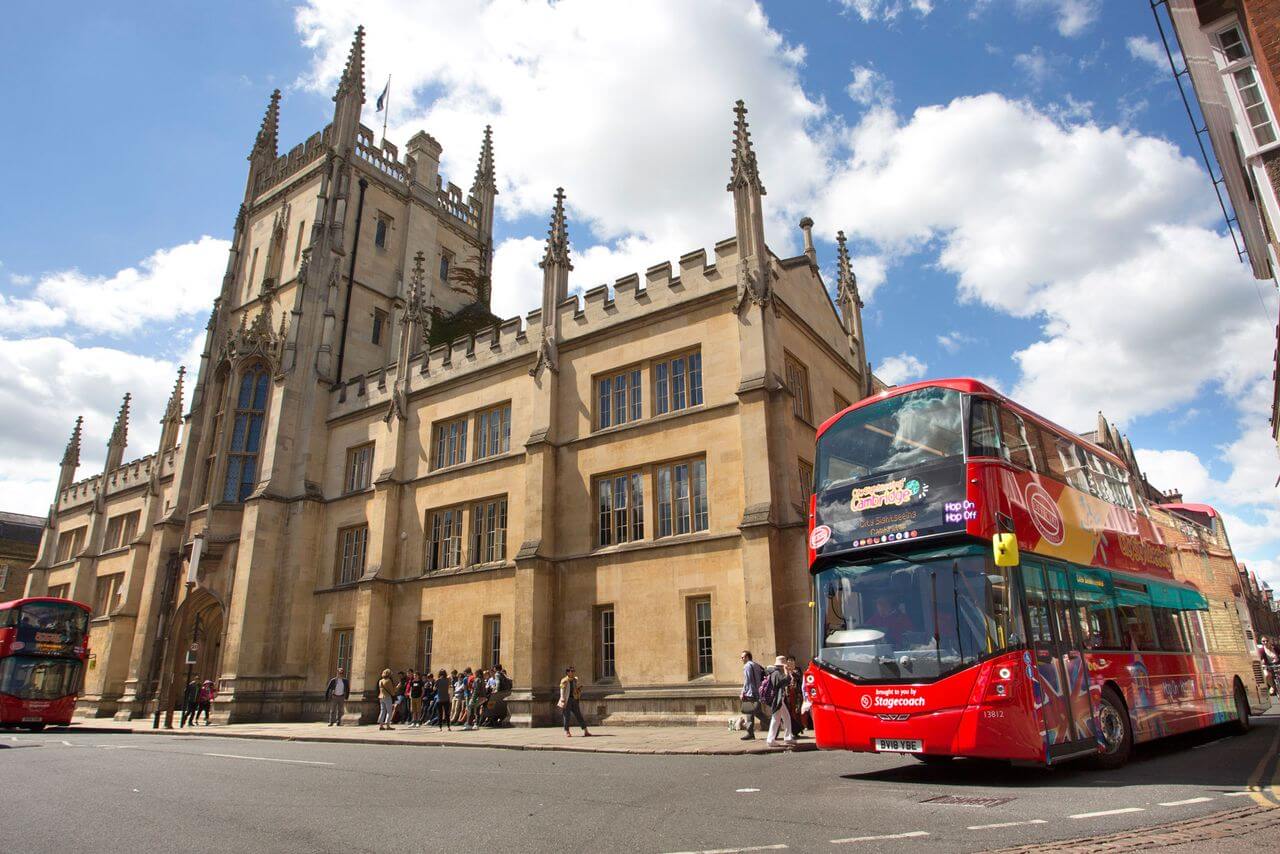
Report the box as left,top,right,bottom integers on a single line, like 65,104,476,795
835,230,866,377
335,26,366,105
389,252,431,418
159,367,185,452
728,100,765,195
105,393,131,473
540,187,572,301
532,188,571,377
251,89,281,160
470,124,497,198
727,100,770,312
62,416,83,467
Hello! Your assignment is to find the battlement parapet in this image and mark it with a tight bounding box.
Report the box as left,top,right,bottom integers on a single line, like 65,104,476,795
55,446,180,512
328,313,535,420
254,125,334,198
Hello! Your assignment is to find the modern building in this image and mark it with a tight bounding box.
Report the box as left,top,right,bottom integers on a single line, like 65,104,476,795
0,511,43,601
24,27,874,725
1159,0,1280,449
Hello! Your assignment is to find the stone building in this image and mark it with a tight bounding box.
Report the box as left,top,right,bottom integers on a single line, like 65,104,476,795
0,510,43,601
1160,0,1280,452
24,27,874,724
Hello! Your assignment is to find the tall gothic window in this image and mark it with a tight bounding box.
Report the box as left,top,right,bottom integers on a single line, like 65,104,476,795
222,366,269,503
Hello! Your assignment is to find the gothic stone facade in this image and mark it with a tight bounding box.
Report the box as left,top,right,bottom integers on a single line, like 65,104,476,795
25,28,873,725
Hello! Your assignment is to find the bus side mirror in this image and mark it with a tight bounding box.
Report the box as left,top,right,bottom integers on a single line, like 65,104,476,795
993,532,1019,567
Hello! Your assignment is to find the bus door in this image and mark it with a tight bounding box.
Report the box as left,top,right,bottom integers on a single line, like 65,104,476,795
1022,560,1098,763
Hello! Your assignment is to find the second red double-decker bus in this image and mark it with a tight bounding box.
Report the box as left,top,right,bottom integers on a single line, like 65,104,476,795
0,597,91,731
804,379,1261,768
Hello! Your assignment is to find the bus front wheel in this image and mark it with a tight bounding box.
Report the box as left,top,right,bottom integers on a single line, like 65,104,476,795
1230,682,1251,735
1091,688,1132,770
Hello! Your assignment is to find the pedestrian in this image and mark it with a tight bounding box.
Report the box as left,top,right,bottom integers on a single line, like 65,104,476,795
408,669,425,727
465,667,489,730
377,668,397,730
765,656,795,748
180,679,200,728
434,669,452,731
784,655,804,737
737,650,767,741
452,669,469,724
420,671,435,725
557,665,590,737
393,670,408,724
197,679,216,725
1260,636,1278,696
324,666,349,726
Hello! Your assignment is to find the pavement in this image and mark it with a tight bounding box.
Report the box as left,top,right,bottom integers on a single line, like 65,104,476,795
3,710,1277,853
64,715,816,754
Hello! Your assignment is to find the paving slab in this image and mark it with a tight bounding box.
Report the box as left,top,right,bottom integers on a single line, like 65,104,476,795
65,717,817,755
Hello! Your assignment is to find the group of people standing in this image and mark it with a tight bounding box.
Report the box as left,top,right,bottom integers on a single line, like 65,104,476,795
322,665,514,730
1260,636,1279,696
736,651,807,747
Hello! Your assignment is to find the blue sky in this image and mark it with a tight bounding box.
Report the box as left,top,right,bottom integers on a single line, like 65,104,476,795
1,0,1277,585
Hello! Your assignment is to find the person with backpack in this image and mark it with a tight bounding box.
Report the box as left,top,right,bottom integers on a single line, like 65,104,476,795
558,665,591,737
738,650,768,741
763,656,796,747
179,679,200,728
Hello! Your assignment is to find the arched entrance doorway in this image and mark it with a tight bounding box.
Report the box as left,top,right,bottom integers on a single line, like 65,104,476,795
168,588,226,705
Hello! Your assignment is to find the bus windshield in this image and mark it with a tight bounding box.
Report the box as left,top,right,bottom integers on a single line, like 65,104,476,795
2,601,89,639
816,387,964,490
0,656,82,700
814,548,1023,682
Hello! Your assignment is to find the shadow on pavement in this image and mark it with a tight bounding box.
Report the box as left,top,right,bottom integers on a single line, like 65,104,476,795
839,717,1278,791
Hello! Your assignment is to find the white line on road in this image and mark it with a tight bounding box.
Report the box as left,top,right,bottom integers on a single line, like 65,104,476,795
60,740,72,746
202,752,334,766
661,846,788,854
1069,807,1145,819
966,820,1048,831
735,788,761,793
1221,791,1255,797
1158,797,1214,807
831,831,929,844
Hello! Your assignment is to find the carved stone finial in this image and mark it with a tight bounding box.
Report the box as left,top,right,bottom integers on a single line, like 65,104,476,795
540,187,572,271
62,416,83,467
109,394,131,449
728,99,765,194
470,124,497,198
251,89,281,159
835,230,860,307
335,26,366,104
163,367,186,424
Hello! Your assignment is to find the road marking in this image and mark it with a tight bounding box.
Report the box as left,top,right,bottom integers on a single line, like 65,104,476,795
831,831,928,844
735,788,760,793
60,740,72,746
662,846,788,854
1158,797,1213,807
202,752,334,766
966,820,1048,831
1222,791,1255,797
1246,712,1280,808
1069,808,1145,819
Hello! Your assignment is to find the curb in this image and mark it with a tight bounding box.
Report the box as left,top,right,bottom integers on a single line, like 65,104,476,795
114,726,820,756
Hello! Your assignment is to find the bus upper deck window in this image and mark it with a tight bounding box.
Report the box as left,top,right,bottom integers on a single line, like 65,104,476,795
969,398,1001,458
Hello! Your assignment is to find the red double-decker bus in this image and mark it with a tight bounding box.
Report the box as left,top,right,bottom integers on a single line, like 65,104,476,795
804,379,1261,768
0,597,91,731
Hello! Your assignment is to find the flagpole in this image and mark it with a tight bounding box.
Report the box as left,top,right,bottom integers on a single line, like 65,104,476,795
381,75,391,146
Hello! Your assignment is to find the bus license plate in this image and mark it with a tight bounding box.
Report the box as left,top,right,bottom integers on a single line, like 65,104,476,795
874,738,923,754
22,717,43,723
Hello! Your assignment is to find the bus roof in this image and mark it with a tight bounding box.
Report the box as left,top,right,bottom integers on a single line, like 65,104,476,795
816,377,1126,468
1154,503,1219,519
0,597,92,614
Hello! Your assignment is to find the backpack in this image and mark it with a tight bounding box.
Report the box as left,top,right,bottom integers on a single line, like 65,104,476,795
497,672,512,692
758,670,778,708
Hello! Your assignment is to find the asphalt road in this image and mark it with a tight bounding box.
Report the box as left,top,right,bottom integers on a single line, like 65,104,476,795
3,714,1277,854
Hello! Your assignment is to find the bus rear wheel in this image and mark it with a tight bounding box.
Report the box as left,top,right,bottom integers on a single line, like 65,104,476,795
1091,688,1131,770
1230,682,1251,735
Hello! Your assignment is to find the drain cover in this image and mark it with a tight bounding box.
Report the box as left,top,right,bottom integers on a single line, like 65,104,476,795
921,795,1013,807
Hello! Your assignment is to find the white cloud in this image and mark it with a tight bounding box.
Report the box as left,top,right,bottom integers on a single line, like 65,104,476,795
839,1,934,23
1014,46,1058,87
848,64,894,108
877,352,928,385
1126,35,1169,72
936,330,976,353
296,0,828,324
0,237,228,336
0,336,183,515
1015,0,1098,37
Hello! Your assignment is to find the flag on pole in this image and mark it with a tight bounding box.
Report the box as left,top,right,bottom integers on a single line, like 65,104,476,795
376,76,390,112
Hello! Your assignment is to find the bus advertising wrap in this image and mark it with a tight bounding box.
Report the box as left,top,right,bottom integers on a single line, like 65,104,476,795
811,459,972,555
